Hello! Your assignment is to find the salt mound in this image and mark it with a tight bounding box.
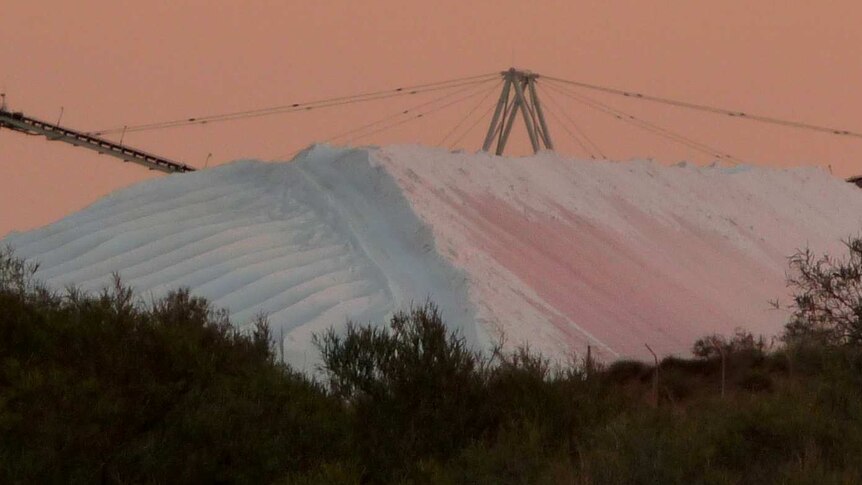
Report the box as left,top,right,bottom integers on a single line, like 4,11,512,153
6,144,862,363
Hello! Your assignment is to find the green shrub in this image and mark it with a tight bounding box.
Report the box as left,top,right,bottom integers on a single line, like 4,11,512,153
3,248,862,483
738,369,773,392
785,238,862,346
0,252,344,483
314,302,488,480
605,359,649,384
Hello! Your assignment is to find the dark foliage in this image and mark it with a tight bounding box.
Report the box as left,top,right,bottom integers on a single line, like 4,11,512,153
693,328,766,359
785,237,862,345
3,248,862,483
314,303,489,478
0,250,344,483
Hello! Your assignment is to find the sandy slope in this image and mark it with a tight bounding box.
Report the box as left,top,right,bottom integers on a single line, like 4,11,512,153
6,145,862,363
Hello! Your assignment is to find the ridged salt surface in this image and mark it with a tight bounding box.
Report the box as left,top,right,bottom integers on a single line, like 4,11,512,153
5,144,862,363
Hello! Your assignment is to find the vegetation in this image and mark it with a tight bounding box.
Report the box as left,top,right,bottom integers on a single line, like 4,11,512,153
2,239,862,483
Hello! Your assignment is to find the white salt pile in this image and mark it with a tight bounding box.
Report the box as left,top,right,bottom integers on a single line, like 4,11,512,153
6,144,862,365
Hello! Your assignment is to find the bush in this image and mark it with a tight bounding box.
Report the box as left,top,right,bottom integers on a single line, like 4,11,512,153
693,328,766,359
314,302,488,479
4,249,862,483
0,252,344,483
605,359,650,384
785,238,862,346
738,369,774,392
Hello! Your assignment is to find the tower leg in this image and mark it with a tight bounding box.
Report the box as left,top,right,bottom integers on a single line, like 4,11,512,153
512,77,540,153
497,97,522,156
482,76,512,152
528,78,554,150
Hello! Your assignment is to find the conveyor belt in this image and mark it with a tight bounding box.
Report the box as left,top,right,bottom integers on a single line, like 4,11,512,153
0,109,195,174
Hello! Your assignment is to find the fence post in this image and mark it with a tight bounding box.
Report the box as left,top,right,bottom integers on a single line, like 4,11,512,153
713,342,726,399
645,344,659,407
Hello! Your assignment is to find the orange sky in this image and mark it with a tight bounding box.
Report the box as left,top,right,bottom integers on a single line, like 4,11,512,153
2,1,861,236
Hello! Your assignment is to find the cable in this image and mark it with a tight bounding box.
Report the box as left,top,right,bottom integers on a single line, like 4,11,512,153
323,78,499,144
279,80,498,160
93,77,497,135
438,80,502,147
349,82,501,144
542,86,606,158
89,73,500,135
545,80,737,161
538,83,605,159
543,80,742,162
543,74,862,140
449,101,497,150
540,95,598,159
